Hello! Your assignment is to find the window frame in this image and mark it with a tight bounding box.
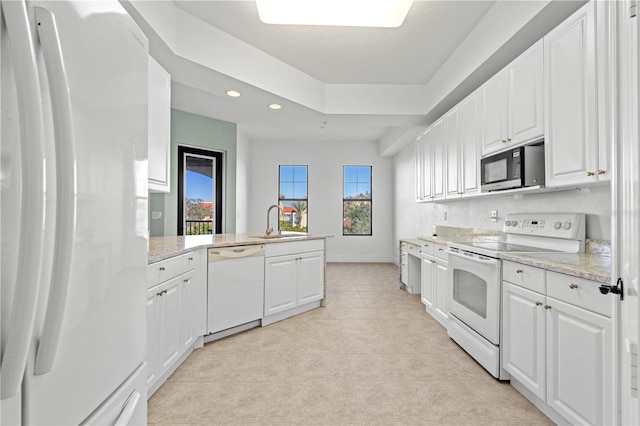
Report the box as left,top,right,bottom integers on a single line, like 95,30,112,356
278,164,309,232
177,145,224,235
342,165,372,236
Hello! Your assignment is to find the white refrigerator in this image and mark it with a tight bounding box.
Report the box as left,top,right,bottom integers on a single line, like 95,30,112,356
1,1,149,424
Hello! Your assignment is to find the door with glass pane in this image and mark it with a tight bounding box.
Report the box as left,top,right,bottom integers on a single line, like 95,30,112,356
177,146,223,235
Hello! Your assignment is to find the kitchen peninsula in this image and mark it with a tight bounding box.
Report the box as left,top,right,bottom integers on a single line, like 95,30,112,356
146,233,331,398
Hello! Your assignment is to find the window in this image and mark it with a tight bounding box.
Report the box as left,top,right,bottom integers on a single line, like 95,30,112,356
177,146,223,235
343,165,372,236
278,165,308,232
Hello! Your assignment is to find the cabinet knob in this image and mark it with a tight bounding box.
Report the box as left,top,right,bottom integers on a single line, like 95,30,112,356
586,171,595,176
159,267,166,271
184,278,190,283
501,139,507,144
535,301,543,306
544,304,552,310
569,283,578,289
598,169,606,175
516,269,523,274
188,257,194,261
507,138,511,142
438,248,444,252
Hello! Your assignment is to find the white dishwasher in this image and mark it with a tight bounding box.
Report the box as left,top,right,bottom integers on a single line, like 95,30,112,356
207,244,265,335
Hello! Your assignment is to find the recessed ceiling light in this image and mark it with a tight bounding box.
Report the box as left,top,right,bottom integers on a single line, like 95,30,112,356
268,103,282,110
255,0,413,28
226,90,241,98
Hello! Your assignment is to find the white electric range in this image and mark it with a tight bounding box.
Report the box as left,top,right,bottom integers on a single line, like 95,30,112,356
445,213,586,379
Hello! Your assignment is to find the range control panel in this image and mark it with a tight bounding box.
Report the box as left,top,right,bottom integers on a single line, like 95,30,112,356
503,213,586,240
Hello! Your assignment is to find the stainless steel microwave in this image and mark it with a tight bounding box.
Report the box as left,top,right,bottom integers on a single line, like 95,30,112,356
481,145,545,192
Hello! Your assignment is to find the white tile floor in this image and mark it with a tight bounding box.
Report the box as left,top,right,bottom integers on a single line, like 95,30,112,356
147,262,554,425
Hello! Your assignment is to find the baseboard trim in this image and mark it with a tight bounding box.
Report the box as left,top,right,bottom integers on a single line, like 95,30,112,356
326,255,395,263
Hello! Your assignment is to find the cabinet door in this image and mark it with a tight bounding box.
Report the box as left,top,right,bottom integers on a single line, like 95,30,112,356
298,251,325,305
146,288,160,391
445,106,461,198
179,272,196,352
481,69,508,156
147,56,171,193
460,92,480,196
420,258,435,312
546,297,613,426
433,262,449,326
502,282,546,401
158,277,181,372
544,1,598,186
508,40,544,145
423,128,434,200
264,255,298,316
431,118,446,200
415,137,424,201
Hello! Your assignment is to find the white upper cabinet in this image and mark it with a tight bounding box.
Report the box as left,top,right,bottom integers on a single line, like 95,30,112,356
508,39,545,146
445,105,461,198
444,90,481,198
148,56,171,193
482,40,544,156
460,91,481,196
431,118,446,200
480,69,508,155
544,1,603,187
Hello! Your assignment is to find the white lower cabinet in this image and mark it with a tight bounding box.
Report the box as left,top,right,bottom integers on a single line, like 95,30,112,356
420,243,448,328
264,240,325,322
502,261,614,425
146,251,200,397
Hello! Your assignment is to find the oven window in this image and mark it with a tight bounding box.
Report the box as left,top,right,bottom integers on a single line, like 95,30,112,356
484,158,507,182
452,269,487,318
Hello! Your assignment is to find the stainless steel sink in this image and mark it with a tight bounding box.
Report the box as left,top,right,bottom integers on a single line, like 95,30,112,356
250,234,305,239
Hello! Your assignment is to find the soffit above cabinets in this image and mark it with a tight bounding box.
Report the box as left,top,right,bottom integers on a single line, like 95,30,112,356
123,0,586,151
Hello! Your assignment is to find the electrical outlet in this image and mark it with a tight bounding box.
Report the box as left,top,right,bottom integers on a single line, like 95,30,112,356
443,212,448,222
491,210,498,218
151,211,162,220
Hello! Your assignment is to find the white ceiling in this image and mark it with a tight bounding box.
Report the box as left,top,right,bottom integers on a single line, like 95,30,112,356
124,0,586,152
172,1,495,85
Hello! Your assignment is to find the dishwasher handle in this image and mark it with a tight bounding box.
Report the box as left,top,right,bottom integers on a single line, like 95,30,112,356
208,245,265,261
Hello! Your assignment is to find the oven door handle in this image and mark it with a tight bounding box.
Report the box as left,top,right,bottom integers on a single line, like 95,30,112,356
446,249,500,267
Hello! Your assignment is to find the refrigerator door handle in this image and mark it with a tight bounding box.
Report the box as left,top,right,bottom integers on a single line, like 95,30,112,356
0,0,47,400
0,1,45,399
114,391,141,426
33,6,77,376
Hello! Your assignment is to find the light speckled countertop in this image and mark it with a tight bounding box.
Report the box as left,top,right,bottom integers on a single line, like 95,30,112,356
400,229,611,284
149,233,331,264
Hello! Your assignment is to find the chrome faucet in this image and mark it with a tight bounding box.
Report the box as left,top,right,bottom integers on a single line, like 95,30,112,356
266,204,282,236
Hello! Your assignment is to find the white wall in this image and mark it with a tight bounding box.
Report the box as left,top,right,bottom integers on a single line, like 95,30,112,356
393,142,612,263
247,140,394,262
235,127,249,233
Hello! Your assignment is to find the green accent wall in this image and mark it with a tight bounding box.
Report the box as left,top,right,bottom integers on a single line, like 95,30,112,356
149,109,237,237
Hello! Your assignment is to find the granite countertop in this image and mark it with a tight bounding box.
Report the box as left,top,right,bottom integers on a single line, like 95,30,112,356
149,233,332,264
499,252,611,284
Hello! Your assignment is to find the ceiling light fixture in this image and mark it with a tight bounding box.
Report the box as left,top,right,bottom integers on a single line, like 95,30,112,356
226,90,241,97
268,103,282,110
255,0,413,28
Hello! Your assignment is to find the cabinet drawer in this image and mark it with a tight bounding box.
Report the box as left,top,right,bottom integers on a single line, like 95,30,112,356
433,244,448,261
408,243,419,256
547,272,612,318
265,239,324,257
503,261,546,294
148,251,195,288
419,241,433,256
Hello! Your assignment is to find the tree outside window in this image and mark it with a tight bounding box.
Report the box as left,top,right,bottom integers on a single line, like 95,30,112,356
343,165,372,236
278,165,308,232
